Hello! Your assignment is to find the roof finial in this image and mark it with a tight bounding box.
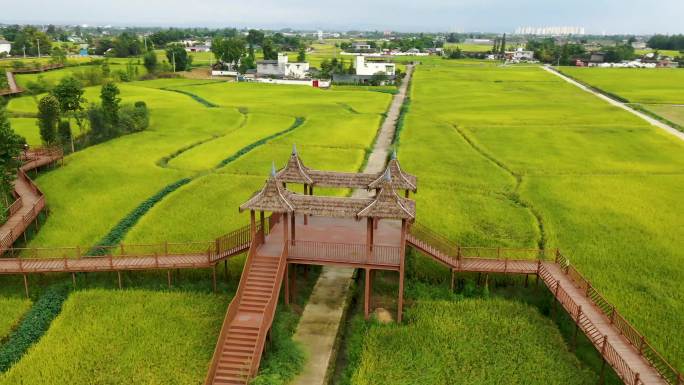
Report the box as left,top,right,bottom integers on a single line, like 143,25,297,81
391,148,397,160
292,143,297,155
384,167,392,182
270,161,276,177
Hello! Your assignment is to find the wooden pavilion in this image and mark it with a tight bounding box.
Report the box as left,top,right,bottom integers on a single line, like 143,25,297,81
239,146,417,321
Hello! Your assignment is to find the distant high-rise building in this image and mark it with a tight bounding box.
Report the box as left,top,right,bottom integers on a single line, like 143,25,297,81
514,26,586,36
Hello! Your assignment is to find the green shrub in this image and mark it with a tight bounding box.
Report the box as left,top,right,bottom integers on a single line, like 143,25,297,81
0,283,70,372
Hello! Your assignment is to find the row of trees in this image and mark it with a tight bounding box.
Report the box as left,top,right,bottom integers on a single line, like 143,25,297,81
647,35,684,51
0,103,24,219
36,79,149,151
94,32,145,57
3,26,53,57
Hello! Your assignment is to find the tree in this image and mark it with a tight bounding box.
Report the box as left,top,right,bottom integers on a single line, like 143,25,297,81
101,82,121,131
52,76,85,116
261,37,277,60
500,33,507,55
50,46,67,65
111,32,143,57
37,95,60,145
58,120,72,150
246,29,264,50
10,26,52,57
0,105,24,210
165,43,192,71
297,46,306,62
211,37,246,69
143,50,158,73
369,72,388,86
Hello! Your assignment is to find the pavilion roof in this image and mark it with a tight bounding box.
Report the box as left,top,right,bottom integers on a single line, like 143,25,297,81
368,156,417,192
275,147,417,191
239,165,295,213
276,145,314,185
358,171,415,219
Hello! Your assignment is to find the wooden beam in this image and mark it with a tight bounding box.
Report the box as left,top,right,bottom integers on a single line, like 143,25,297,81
212,265,217,293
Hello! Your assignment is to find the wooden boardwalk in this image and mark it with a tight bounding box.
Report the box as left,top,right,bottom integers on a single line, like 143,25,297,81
0,71,22,96
407,228,675,385
0,149,63,254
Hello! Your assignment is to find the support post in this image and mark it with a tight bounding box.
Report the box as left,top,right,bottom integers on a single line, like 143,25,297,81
212,265,217,293
23,274,29,298
117,271,122,289
290,264,296,303
284,263,290,306
366,217,373,262
572,306,582,351
599,335,608,385
167,270,172,288
364,268,371,320
260,211,265,243
290,212,295,245
303,185,308,225
224,259,229,282
250,210,256,242
72,272,77,288
450,269,455,291
398,219,407,323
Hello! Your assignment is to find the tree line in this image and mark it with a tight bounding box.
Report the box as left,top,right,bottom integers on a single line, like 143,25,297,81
647,35,684,51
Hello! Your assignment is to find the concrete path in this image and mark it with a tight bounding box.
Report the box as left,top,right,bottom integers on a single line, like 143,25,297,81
541,65,684,142
290,65,414,385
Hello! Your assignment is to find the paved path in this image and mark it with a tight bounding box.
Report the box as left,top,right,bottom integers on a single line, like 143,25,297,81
542,65,684,142
291,65,414,385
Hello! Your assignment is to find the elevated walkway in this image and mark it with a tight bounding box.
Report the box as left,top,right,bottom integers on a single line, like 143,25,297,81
407,223,674,385
1,148,62,253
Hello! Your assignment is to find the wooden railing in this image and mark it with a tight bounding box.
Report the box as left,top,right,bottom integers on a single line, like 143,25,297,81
289,240,401,267
205,227,267,385
10,63,65,74
554,251,682,385
538,264,643,385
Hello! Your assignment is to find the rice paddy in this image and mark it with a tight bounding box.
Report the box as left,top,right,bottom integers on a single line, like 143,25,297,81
350,298,596,385
0,290,227,385
0,299,31,341
397,62,684,370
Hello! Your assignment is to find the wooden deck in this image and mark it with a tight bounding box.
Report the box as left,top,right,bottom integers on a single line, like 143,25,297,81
0,71,22,96
0,149,63,254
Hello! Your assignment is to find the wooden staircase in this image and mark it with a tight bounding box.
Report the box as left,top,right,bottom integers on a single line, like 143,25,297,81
206,229,287,385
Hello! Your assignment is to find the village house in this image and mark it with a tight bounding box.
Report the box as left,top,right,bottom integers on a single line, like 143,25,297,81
0,39,11,55
256,53,310,79
332,55,396,84
351,42,372,51
504,47,535,62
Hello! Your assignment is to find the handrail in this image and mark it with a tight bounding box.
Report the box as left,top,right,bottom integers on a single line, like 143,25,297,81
556,252,681,385
249,236,288,378
204,228,265,385
289,240,401,266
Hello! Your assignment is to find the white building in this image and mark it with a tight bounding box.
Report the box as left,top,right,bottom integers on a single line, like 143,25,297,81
515,26,585,36
354,55,395,76
505,48,535,61
257,53,309,79
0,40,11,55
352,42,372,51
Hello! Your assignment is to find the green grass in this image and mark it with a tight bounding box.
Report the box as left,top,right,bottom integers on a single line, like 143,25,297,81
444,42,494,52
559,67,684,104
350,298,596,385
0,299,31,341
8,118,40,146
0,289,227,385
398,64,684,369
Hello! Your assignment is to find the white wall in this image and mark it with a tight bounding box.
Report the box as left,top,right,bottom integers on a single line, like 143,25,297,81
257,53,310,79
354,56,395,76
0,43,11,55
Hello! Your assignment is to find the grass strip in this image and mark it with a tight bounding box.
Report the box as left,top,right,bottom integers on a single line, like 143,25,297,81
0,283,70,373
215,117,305,169
160,87,219,108
89,178,192,252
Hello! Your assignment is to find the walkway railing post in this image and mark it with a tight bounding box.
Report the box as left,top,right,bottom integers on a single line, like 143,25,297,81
572,305,582,351
599,335,608,385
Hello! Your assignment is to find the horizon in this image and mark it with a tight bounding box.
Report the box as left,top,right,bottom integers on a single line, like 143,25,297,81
2,0,684,35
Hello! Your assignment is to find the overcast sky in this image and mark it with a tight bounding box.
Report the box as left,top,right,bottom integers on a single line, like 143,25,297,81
2,0,683,34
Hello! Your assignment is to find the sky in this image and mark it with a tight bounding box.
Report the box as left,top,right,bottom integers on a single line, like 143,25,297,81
2,0,683,35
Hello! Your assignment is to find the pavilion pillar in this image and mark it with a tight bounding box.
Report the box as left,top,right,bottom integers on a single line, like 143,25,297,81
405,190,409,198
398,219,407,323
303,185,308,225
310,186,314,196
366,217,374,262
250,210,256,243
283,212,289,250
284,263,290,305
290,212,296,245
364,268,371,320
259,211,265,243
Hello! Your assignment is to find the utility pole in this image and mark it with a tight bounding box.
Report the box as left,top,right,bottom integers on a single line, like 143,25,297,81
36,39,41,58
23,46,26,58
172,51,176,72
